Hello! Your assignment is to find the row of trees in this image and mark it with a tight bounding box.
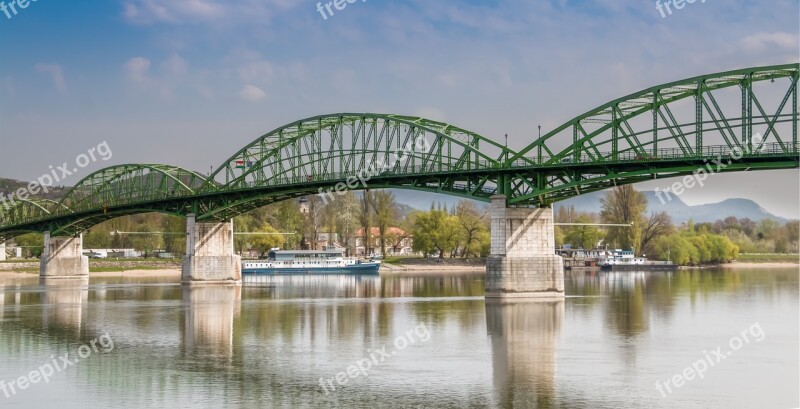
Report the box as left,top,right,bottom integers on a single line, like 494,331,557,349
8,184,795,264
652,231,739,265
554,185,673,257
553,185,796,265
409,200,491,258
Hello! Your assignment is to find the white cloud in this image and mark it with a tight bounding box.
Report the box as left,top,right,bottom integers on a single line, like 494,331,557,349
123,0,223,23
414,107,446,121
161,54,188,76
122,0,299,24
34,63,66,94
239,84,266,101
238,61,273,83
741,32,799,51
123,57,153,85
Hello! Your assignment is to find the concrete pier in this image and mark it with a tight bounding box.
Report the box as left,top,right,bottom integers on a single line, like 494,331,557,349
182,214,241,284
485,195,564,298
0,241,6,261
39,233,90,278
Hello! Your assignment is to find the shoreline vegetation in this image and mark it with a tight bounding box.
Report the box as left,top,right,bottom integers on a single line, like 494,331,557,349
0,255,796,275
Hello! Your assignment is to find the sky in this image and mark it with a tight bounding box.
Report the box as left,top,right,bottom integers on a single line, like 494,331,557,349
0,0,798,218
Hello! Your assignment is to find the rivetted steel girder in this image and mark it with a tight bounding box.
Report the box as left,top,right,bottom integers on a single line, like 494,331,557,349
1,64,798,237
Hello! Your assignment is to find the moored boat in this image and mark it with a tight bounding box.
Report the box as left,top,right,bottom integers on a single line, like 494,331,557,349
242,247,380,275
597,249,677,271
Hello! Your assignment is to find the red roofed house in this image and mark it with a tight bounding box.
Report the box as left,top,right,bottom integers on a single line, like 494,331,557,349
354,227,413,257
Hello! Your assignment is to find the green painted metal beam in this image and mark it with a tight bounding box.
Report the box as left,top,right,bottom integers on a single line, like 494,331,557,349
1,64,797,237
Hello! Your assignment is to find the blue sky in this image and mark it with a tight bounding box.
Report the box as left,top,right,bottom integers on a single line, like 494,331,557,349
0,0,798,217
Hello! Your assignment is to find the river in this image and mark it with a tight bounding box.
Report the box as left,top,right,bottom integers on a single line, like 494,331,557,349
0,267,797,408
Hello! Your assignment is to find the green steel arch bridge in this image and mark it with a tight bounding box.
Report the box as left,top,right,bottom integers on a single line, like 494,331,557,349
1,64,798,240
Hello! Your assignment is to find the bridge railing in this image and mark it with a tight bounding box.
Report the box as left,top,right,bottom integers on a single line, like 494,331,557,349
217,141,796,192
517,142,797,167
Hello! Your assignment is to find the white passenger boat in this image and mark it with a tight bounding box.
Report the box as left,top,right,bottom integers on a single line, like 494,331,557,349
242,247,380,275
597,249,676,271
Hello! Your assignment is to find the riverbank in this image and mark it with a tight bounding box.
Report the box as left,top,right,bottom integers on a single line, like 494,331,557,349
381,257,486,273
0,259,181,274
720,261,799,269
1,258,795,275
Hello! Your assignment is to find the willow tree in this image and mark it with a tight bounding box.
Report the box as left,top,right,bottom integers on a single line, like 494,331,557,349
600,185,646,253
369,190,397,258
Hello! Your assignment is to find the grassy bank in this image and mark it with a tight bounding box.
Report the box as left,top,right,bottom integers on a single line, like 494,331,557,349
0,258,181,273
736,253,799,263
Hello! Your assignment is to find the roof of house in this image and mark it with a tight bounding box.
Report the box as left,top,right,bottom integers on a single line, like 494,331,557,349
354,227,408,237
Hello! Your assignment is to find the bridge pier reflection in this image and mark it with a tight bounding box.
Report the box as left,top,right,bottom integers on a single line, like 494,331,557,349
40,276,89,334
486,299,564,407
181,285,241,358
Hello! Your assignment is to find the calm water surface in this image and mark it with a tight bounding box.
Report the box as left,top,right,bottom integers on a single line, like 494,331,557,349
0,268,797,408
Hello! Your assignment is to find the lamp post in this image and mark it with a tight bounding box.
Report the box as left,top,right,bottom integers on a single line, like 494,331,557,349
504,133,508,162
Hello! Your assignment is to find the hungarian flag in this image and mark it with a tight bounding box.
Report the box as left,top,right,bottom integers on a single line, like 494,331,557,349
235,160,255,169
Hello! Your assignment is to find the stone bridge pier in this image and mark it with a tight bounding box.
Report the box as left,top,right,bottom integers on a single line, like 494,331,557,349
0,241,6,261
39,233,90,278
182,214,241,284
485,195,564,298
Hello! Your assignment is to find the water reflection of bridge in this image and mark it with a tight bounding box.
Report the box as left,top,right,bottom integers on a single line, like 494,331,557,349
2,270,793,406
487,300,564,407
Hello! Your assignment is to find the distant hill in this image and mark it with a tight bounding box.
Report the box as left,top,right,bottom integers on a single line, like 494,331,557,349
1,177,790,224
389,187,791,224
0,178,69,202
389,189,486,212
555,190,790,224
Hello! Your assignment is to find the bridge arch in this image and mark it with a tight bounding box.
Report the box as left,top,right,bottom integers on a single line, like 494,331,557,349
0,199,66,239
56,164,208,216
202,113,513,192
512,64,799,165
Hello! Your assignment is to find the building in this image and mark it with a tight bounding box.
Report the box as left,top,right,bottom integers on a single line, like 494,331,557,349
354,227,413,257
298,197,310,214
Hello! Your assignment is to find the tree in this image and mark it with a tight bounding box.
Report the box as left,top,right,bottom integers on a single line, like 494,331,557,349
600,185,646,253
653,234,695,265
554,225,565,248
273,199,304,249
563,214,604,249
386,222,413,255
333,192,360,256
128,219,164,257
14,233,44,257
249,223,286,255
411,210,461,258
640,211,673,256
162,215,186,256
84,227,112,249
361,191,373,256
454,200,488,257
369,191,397,258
